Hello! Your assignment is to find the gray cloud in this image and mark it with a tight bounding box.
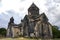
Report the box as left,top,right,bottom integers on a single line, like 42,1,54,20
0,0,2,7
6,10,22,24
45,0,60,29
53,0,60,3
0,0,1,2
0,0,60,29
20,0,25,2
0,10,24,28
19,8,24,12
0,12,10,28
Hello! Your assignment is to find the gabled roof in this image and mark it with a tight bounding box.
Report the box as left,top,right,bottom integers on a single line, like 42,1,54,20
40,13,48,20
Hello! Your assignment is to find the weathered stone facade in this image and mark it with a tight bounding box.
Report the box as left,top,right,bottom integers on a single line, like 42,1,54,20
7,17,20,37
7,3,53,38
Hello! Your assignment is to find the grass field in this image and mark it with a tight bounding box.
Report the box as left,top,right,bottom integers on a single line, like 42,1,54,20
0,37,60,40
0,37,39,40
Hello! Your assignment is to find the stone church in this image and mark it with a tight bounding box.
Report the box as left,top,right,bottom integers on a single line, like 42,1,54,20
7,3,53,38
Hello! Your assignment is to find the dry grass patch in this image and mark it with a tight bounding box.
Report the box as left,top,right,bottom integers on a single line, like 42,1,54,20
0,37,60,40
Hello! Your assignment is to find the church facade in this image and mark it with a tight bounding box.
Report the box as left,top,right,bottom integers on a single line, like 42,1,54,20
7,3,53,38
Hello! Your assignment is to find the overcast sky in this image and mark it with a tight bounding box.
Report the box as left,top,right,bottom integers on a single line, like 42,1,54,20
0,0,60,29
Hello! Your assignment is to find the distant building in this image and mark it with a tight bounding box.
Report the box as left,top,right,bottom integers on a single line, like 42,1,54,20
7,3,53,38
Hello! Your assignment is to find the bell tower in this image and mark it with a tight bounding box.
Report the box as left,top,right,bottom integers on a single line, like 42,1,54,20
28,3,39,16
9,17,14,24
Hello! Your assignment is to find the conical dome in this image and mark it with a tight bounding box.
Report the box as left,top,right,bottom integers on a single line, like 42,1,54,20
28,3,39,16
28,3,39,11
